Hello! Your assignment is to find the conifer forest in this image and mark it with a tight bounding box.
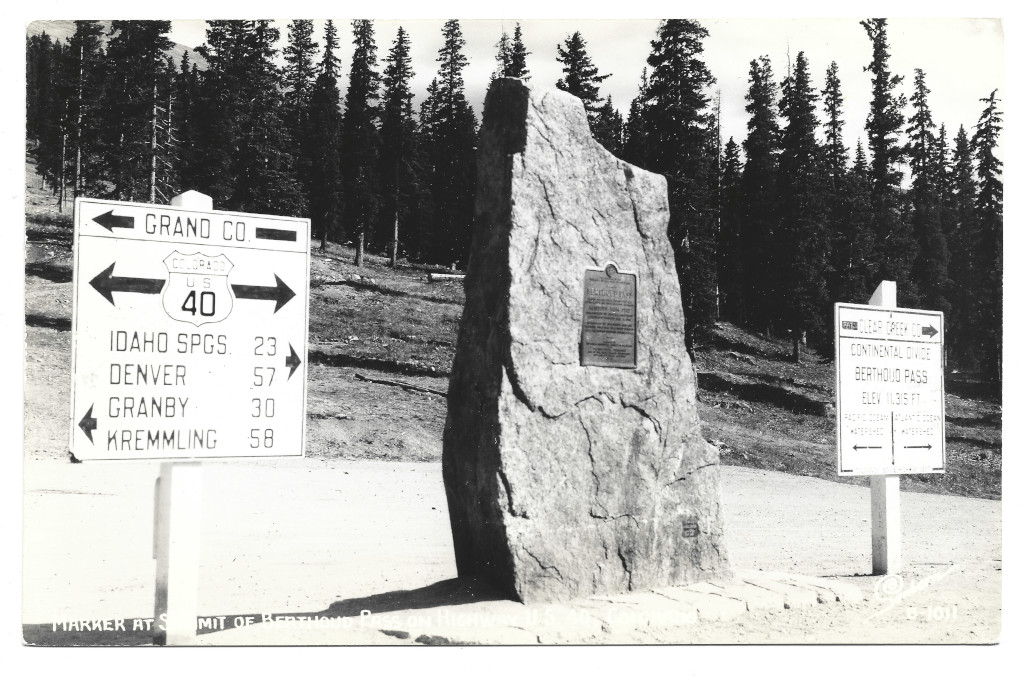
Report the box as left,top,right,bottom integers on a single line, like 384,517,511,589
25,19,1003,381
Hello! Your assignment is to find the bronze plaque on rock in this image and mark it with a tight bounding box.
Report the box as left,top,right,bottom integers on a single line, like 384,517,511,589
581,263,637,368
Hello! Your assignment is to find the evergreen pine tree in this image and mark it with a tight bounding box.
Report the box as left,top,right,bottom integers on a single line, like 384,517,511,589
240,21,306,215
283,20,318,112
418,77,440,167
153,54,180,200
642,19,718,350
905,69,951,316
508,23,531,80
307,19,344,250
421,20,478,267
490,30,512,82
861,18,917,303
190,21,244,202
718,137,745,322
341,19,383,267
621,68,650,168
972,90,1003,381
100,20,173,203
173,52,200,194
777,51,829,361
740,56,781,333
847,140,876,302
934,122,953,229
591,96,624,155
821,61,847,190
378,26,429,265
67,20,105,198
947,126,979,368
193,20,305,215
555,31,611,132
27,34,68,201
26,33,54,145
283,19,319,220
821,64,874,315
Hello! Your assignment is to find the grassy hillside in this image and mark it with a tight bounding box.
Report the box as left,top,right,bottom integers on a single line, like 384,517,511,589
23,156,1001,498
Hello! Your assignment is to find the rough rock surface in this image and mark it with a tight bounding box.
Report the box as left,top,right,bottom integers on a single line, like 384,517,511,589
442,79,729,604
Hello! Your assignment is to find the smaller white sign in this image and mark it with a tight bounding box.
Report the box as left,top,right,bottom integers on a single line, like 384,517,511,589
835,303,945,476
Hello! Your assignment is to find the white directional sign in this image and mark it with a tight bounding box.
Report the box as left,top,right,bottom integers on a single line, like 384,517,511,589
835,303,945,476
70,198,310,461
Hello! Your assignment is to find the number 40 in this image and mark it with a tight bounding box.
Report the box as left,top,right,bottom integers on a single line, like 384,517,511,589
182,290,216,316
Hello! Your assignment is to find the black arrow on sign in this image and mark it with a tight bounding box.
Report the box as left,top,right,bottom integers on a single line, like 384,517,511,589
285,343,302,379
231,274,295,312
255,226,297,242
853,445,881,450
904,444,933,450
79,404,97,444
92,210,135,232
89,263,165,306
921,325,938,338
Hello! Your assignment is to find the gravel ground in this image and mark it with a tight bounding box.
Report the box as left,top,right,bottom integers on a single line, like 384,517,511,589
22,457,1001,645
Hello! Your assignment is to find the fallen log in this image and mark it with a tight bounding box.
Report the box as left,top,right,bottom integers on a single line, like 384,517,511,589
427,272,465,282
354,372,448,397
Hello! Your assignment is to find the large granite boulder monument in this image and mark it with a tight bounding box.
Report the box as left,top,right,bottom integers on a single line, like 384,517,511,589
442,79,730,604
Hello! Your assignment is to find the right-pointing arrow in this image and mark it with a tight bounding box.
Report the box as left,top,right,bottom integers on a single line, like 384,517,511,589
79,404,97,444
904,444,933,450
231,274,296,312
921,325,938,338
285,344,302,380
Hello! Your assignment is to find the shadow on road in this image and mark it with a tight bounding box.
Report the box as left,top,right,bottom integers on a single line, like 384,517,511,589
25,313,71,331
25,261,73,283
308,349,451,379
23,577,507,646
313,278,463,306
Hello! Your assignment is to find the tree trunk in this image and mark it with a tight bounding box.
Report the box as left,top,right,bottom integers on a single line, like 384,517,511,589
75,41,84,199
150,82,158,204
58,131,67,213
391,211,399,268
355,230,364,267
165,87,174,198
791,335,801,363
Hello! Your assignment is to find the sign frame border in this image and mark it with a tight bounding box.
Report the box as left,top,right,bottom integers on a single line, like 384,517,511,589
834,301,946,476
579,260,639,370
69,197,312,462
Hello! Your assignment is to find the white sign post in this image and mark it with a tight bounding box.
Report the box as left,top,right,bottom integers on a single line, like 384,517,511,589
70,192,310,643
835,281,945,574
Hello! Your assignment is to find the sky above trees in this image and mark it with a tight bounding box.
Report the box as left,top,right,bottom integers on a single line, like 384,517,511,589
166,17,1003,170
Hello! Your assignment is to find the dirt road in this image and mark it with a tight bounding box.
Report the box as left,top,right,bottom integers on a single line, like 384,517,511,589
22,456,1001,644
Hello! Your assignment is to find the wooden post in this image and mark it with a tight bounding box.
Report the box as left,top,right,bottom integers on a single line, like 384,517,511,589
868,280,901,575
152,189,212,644
153,462,203,645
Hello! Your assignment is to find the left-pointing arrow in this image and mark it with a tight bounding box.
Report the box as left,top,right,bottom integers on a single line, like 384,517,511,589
79,404,97,444
92,209,135,232
89,262,165,306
